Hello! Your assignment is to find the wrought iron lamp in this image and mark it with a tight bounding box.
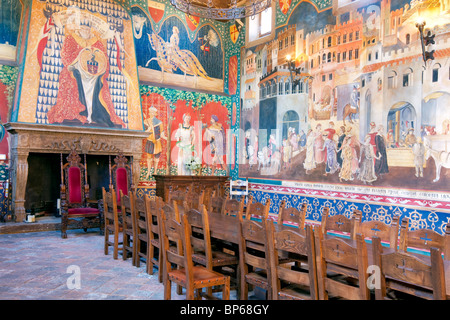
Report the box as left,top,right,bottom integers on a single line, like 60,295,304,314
170,0,272,20
415,18,435,66
286,55,302,87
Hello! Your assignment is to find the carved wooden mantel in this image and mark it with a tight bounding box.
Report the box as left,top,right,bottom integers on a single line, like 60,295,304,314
5,122,148,222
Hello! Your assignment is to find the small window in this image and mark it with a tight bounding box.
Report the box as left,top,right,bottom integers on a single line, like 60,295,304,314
355,48,359,59
329,73,333,80
432,65,440,82
246,5,274,46
403,68,413,87
349,50,353,60
388,71,397,89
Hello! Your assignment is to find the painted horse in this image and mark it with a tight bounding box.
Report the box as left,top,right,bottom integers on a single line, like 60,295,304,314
342,103,358,125
146,33,210,83
424,135,450,182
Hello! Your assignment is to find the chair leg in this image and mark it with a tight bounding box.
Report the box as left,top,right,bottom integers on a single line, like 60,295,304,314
148,243,155,275
104,229,109,255
113,232,119,260
223,277,230,300
164,278,172,300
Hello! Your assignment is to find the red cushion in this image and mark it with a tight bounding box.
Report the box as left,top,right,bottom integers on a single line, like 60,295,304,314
68,167,82,203
68,207,100,215
116,167,128,202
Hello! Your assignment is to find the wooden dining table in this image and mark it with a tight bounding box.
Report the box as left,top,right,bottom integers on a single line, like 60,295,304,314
205,211,450,297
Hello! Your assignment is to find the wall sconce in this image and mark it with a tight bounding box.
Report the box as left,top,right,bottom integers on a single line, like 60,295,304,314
415,18,435,66
286,55,301,86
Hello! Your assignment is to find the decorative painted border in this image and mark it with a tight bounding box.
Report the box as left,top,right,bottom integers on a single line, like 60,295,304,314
248,182,450,235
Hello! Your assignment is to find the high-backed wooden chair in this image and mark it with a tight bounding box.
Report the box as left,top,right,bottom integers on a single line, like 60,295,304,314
134,194,150,272
110,152,133,206
267,221,318,300
316,227,370,300
146,195,164,280
102,187,123,260
360,215,400,249
245,198,270,221
120,190,136,264
208,191,226,215
60,149,101,238
185,189,205,211
278,201,307,229
168,189,188,207
372,236,447,300
222,194,245,217
184,204,239,296
320,207,361,240
159,207,230,300
238,217,271,300
399,218,450,259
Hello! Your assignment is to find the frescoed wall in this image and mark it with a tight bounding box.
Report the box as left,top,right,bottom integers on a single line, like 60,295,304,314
136,85,233,199
13,0,142,130
239,0,450,232
130,0,241,94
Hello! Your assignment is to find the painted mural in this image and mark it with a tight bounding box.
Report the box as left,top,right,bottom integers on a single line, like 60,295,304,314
137,85,232,198
14,0,142,130
239,0,450,201
130,0,227,93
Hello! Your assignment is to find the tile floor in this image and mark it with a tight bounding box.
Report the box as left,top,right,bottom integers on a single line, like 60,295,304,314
0,228,250,300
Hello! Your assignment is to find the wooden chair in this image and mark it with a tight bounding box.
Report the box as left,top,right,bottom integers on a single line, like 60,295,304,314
146,195,164,280
120,190,136,264
238,217,271,300
168,188,188,207
109,152,133,206
359,215,400,249
245,198,270,221
320,207,361,240
60,149,101,238
134,194,151,272
315,227,370,300
184,204,239,296
102,187,123,260
372,236,446,300
208,191,226,215
278,201,307,229
221,194,246,217
159,206,230,300
185,189,205,211
267,220,318,300
399,218,450,259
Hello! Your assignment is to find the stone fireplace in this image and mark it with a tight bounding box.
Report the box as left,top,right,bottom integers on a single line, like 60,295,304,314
5,122,148,222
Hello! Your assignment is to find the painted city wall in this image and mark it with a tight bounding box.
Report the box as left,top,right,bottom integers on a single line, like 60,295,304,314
240,0,450,232
12,0,143,130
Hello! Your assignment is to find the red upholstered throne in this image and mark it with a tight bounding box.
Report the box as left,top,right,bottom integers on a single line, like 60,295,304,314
109,152,134,205
60,148,101,238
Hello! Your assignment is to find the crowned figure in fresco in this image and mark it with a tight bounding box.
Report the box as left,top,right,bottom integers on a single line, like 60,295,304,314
47,21,125,128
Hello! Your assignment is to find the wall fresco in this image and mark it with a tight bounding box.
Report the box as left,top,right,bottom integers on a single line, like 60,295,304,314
137,85,232,197
15,0,142,130
239,0,450,202
131,0,227,93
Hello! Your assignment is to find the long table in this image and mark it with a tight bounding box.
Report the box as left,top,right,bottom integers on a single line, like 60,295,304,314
205,211,450,298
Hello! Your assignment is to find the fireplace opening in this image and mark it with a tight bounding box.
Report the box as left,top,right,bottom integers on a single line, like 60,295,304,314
24,152,127,217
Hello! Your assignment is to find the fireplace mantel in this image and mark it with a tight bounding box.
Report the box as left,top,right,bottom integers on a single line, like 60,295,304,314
5,122,148,222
